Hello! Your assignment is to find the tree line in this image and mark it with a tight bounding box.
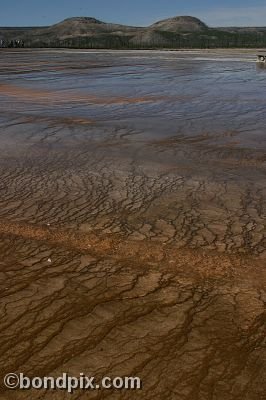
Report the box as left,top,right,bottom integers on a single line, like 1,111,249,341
4,29,266,49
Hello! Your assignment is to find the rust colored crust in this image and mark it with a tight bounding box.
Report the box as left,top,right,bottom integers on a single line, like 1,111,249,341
0,219,264,281
0,83,168,105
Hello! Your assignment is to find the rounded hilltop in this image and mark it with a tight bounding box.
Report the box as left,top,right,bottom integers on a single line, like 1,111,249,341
60,17,103,25
45,16,109,38
47,16,138,38
150,16,208,32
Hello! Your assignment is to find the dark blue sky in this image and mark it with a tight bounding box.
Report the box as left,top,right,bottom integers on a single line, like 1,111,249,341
1,0,266,27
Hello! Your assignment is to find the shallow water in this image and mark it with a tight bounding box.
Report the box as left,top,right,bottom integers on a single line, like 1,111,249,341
0,49,265,399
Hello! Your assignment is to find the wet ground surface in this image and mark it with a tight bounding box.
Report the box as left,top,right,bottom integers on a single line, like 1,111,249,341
0,49,265,399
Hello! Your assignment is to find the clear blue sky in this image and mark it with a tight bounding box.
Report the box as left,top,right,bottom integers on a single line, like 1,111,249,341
1,0,266,27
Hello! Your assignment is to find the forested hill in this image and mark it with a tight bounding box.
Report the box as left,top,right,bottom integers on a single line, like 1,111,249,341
1,16,266,49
